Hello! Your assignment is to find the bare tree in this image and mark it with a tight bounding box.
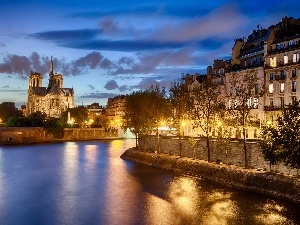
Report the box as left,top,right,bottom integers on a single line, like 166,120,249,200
226,69,264,168
190,76,225,162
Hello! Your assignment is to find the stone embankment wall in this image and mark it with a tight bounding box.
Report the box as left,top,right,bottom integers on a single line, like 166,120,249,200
139,136,298,176
121,148,300,203
0,127,119,144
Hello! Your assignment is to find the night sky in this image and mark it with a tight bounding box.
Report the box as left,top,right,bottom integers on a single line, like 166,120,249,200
1,0,300,107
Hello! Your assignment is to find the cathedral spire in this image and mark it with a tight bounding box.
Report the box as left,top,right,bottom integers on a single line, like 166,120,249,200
48,56,54,89
49,56,54,76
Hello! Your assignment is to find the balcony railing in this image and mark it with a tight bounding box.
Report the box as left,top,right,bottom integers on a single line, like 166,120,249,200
268,43,300,54
264,105,289,111
275,74,286,81
265,59,300,69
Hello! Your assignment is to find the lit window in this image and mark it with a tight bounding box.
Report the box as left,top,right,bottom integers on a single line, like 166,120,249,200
280,83,284,93
269,84,274,93
270,57,277,67
293,53,297,62
284,55,288,64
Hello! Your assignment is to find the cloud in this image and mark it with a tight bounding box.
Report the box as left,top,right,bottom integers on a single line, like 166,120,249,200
80,92,117,99
0,51,112,78
0,42,6,47
87,84,95,90
29,29,101,42
2,85,9,88
152,3,250,42
104,80,119,90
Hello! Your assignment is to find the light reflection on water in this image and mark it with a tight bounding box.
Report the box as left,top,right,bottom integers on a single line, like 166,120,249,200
0,140,299,225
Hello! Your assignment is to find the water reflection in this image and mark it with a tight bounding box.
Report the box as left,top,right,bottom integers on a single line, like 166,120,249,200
0,140,299,225
58,142,79,222
204,192,237,225
167,177,200,224
255,200,289,225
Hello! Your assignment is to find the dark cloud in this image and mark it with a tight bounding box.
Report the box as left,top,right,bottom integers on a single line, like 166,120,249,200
61,38,185,52
29,29,101,42
87,84,95,90
80,92,117,99
0,51,112,78
0,42,6,47
133,77,160,90
104,80,119,90
118,85,128,92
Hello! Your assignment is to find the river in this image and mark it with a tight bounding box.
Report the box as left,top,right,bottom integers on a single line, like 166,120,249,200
0,139,299,225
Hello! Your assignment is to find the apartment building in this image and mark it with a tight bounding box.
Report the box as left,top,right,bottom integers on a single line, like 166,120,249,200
264,17,300,123
105,95,126,127
185,17,300,139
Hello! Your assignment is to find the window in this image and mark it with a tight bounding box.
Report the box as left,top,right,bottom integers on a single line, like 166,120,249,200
269,84,274,93
221,77,225,84
280,97,284,108
289,40,296,46
284,55,288,64
270,57,277,67
255,84,259,94
292,81,296,92
292,96,297,104
270,99,274,106
280,83,284,93
294,53,300,63
292,69,296,78
281,70,285,78
270,73,274,81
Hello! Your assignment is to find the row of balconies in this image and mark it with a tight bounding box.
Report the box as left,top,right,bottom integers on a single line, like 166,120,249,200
268,42,300,54
264,104,293,111
265,59,300,69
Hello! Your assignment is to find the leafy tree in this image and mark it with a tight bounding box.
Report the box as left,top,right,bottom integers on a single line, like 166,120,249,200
259,125,281,172
190,76,225,162
122,91,145,148
226,71,264,168
27,111,47,126
61,106,88,127
0,102,23,123
169,80,193,156
122,85,170,150
276,102,300,172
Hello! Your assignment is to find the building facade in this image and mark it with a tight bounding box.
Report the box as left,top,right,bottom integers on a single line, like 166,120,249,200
27,57,74,118
183,17,300,139
105,95,126,127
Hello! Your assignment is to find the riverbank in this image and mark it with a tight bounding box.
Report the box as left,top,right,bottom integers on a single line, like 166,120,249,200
0,127,121,144
121,148,300,204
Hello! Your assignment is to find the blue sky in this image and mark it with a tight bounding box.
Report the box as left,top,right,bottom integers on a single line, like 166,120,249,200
1,0,300,107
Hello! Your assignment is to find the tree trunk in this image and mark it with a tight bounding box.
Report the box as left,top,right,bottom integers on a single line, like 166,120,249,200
243,127,247,168
207,134,210,162
179,133,182,157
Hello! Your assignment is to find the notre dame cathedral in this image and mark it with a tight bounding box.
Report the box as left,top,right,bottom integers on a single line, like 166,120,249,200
27,57,74,118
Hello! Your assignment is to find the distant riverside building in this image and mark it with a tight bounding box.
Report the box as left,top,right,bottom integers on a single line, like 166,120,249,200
105,95,126,127
87,102,105,126
27,57,74,118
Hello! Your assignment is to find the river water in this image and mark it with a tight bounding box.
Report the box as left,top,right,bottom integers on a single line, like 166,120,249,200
0,139,299,225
